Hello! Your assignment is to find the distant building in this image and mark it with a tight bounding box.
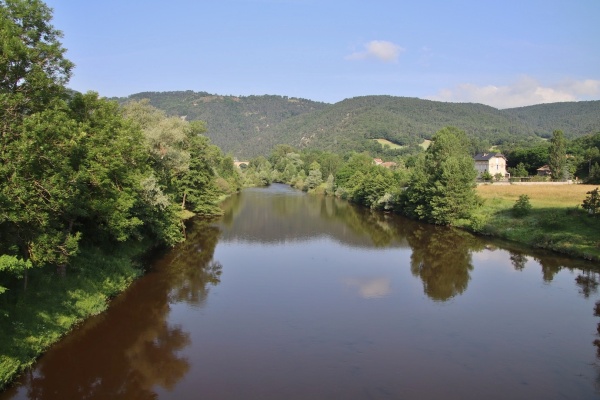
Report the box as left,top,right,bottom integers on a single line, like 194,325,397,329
536,165,552,176
474,153,509,179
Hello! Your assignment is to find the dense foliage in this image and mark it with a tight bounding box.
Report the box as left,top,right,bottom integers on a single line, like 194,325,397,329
0,0,237,315
113,91,328,157
400,127,479,225
0,0,242,389
502,101,600,139
242,127,480,225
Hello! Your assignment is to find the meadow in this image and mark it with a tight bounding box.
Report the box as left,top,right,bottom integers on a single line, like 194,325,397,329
462,184,600,261
477,183,595,208
373,138,404,149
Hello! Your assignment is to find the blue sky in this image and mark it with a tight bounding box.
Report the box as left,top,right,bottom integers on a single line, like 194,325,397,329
44,0,600,108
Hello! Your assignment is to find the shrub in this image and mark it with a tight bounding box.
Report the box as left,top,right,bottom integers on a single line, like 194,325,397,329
481,170,493,182
513,194,532,217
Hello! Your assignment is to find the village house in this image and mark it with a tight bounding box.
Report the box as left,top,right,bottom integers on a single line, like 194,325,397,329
474,153,509,179
536,165,551,176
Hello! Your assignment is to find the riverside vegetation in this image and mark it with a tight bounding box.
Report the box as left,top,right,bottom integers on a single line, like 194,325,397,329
0,0,240,389
2,0,600,392
240,128,600,261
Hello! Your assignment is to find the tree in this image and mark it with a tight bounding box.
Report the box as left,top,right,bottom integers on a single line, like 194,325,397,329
0,0,73,136
506,145,549,175
548,130,566,180
401,127,479,225
306,161,323,190
174,124,221,215
590,162,600,184
0,0,75,270
582,188,600,215
510,162,529,178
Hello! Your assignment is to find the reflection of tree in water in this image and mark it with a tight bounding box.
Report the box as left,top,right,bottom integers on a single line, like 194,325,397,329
219,191,244,227
534,255,565,282
592,300,600,389
407,226,481,302
218,186,405,248
575,270,599,299
11,218,224,400
326,200,397,247
168,218,222,306
509,251,528,271
21,284,192,399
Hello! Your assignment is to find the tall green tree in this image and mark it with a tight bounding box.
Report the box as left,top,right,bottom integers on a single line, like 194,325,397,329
548,130,567,180
306,161,323,190
0,0,77,271
0,0,73,134
401,127,479,225
175,122,221,215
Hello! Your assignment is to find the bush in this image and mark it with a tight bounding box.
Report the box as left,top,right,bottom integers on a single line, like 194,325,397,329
582,188,600,215
513,194,532,217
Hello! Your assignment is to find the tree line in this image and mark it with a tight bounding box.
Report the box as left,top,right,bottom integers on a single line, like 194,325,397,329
242,126,600,226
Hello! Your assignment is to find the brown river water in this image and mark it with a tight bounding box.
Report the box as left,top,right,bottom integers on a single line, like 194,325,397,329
2,184,600,399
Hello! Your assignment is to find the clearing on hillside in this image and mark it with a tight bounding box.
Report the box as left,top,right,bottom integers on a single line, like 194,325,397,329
420,139,431,149
373,138,403,150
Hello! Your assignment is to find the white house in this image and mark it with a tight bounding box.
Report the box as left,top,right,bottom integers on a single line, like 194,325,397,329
474,153,509,179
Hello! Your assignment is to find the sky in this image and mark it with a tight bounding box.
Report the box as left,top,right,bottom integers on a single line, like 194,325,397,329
43,0,600,109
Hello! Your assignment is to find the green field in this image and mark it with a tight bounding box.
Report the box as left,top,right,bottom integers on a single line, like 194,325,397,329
461,184,600,261
373,138,404,149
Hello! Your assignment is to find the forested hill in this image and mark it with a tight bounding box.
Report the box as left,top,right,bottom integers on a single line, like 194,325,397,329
245,96,535,155
502,101,600,139
114,91,600,158
113,91,328,156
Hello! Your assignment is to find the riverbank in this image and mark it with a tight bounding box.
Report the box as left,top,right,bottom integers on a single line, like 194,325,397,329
458,184,600,261
304,181,600,262
0,241,155,390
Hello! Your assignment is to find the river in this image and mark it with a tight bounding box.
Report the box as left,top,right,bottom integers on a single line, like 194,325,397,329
2,184,600,399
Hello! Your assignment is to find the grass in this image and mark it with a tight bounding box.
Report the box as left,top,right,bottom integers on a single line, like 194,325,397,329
373,138,404,150
461,184,600,260
420,139,431,150
477,184,594,208
0,242,150,390
373,138,430,150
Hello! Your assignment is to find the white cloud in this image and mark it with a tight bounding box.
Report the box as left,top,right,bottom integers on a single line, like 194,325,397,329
346,40,404,63
429,76,600,109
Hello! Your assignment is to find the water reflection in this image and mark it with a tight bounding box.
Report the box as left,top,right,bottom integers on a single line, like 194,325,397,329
168,221,222,306
343,277,392,299
2,220,222,400
509,250,528,271
407,225,482,302
219,185,408,248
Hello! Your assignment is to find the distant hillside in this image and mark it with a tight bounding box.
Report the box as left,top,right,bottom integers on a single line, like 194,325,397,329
114,91,600,158
113,91,328,156
502,101,600,139
247,96,538,155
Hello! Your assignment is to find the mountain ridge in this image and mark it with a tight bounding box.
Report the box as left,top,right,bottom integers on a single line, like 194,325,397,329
112,91,600,158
